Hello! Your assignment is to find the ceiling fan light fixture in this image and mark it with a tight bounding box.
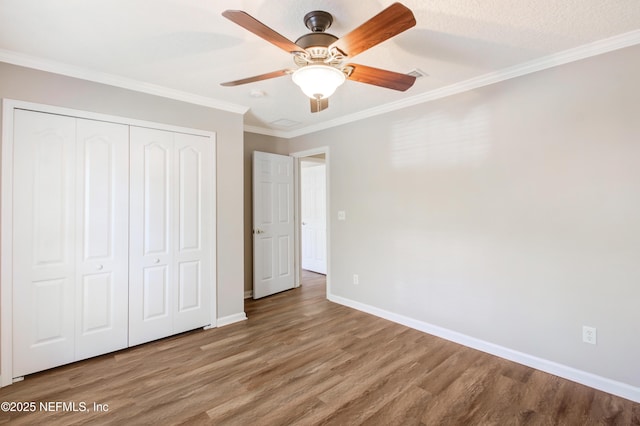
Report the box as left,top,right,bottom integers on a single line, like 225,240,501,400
292,65,345,99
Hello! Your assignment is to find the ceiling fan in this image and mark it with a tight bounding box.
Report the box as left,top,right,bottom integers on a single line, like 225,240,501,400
220,2,417,113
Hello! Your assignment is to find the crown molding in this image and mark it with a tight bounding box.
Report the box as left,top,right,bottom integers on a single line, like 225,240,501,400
0,49,250,115
245,29,640,139
2,29,639,138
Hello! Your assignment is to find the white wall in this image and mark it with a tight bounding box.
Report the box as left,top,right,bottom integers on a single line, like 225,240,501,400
0,62,246,331
288,44,640,395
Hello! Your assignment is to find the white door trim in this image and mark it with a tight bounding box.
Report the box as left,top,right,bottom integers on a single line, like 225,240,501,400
1,100,17,386
0,99,217,386
290,147,330,295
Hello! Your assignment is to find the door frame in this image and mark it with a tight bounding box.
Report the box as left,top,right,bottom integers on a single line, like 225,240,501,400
1,99,218,386
290,147,330,296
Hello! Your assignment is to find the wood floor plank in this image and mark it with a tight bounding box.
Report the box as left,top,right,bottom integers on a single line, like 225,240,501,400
0,270,638,425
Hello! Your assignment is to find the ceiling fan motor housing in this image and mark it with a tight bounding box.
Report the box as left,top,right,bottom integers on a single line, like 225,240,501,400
295,32,338,50
293,34,341,67
294,11,342,67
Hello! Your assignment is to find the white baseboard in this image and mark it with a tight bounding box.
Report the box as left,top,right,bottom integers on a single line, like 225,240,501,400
216,312,247,327
244,290,253,299
328,293,640,403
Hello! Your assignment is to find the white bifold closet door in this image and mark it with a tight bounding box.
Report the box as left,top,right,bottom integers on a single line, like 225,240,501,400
12,110,129,377
128,127,213,346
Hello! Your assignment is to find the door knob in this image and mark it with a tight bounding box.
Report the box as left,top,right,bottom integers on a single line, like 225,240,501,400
254,228,264,234
153,258,160,264
96,264,103,270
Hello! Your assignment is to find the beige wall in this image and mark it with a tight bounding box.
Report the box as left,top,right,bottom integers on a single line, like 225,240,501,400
288,45,640,388
243,132,289,295
0,62,246,329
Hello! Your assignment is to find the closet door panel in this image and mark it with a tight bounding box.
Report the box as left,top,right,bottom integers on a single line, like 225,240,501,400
75,119,129,359
143,265,170,318
129,127,174,346
144,143,171,255
173,133,212,332
12,110,76,377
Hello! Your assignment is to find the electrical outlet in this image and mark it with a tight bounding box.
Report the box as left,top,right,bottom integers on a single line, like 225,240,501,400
353,274,359,285
582,326,597,345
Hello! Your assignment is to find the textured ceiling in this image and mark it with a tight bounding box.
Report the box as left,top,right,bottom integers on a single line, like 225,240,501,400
1,0,639,136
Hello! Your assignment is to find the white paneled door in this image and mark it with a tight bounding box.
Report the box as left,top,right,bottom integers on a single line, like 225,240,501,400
75,119,130,360
12,110,129,377
6,103,217,382
301,162,327,274
252,151,294,299
13,111,76,377
173,133,213,333
129,127,212,346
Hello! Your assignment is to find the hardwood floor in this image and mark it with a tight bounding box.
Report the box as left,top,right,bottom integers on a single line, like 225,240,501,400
1,270,638,425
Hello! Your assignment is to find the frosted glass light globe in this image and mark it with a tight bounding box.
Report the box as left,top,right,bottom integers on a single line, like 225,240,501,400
292,65,346,99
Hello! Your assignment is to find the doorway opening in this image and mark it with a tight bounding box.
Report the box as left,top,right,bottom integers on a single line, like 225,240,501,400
292,147,330,295
300,156,326,274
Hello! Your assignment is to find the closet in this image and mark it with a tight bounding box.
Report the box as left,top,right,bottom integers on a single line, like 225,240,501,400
6,106,215,379
128,126,213,346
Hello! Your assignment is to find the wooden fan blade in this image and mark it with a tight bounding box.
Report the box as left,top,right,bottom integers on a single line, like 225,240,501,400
346,63,416,91
221,69,292,86
310,97,329,113
329,3,416,58
222,10,305,54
